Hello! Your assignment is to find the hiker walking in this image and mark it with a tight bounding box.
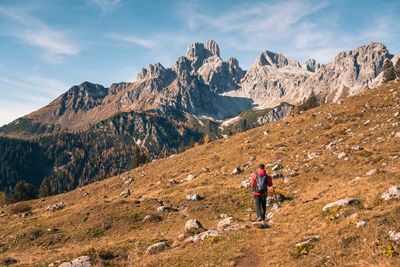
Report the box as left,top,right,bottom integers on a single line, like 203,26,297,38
251,164,275,221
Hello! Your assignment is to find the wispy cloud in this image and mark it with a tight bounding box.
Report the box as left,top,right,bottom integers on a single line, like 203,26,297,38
90,0,122,13
108,33,156,49
178,0,399,64
0,5,80,63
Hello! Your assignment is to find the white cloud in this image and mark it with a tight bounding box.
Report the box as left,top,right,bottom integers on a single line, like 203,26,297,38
0,6,80,63
178,0,399,64
108,33,156,49
90,0,122,13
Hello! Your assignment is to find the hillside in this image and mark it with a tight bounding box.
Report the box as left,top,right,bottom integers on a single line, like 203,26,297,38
0,41,397,197
0,82,399,266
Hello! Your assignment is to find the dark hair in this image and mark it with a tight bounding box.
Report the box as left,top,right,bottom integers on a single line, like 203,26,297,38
258,164,265,169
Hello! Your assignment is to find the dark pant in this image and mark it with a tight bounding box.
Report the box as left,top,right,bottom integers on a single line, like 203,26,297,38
254,195,267,220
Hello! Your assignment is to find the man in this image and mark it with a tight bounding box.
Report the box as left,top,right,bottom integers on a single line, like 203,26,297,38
251,164,275,221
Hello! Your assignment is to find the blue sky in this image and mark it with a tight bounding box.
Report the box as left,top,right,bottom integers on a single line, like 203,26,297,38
0,0,399,126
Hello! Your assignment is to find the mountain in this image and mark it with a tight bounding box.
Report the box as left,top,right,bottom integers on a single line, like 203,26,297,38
0,40,397,196
0,82,399,266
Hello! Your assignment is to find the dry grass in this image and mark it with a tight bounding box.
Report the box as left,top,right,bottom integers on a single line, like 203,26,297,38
0,82,400,266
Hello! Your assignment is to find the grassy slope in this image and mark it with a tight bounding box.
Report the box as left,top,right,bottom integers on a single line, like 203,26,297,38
0,83,399,267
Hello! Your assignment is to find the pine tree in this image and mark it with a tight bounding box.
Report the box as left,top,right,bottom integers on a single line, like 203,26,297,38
38,178,52,198
382,59,396,83
11,181,35,202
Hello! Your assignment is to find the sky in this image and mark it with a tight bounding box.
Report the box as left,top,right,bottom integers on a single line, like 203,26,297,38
0,0,399,126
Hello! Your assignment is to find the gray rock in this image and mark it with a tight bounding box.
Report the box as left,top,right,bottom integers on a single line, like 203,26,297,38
145,241,170,255
271,173,283,179
184,230,219,243
322,198,360,212
356,220,366,228
45,201,66,212
389,231,400,243
185,194,203,201
58,256,92,267
295,235,320,247
186,174,197,181
232,167,242,174
217,217,235,231
252,221,272,229
366,169,377,176
337,152,347,159
18,211,32,218
272,164,283,171
185,219,203,233
240,178,251,188
120,189,131,198
381,185,400,201
124,178,133,185
157,206,178,212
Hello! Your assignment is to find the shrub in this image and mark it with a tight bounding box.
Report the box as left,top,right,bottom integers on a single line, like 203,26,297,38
8,203,32,214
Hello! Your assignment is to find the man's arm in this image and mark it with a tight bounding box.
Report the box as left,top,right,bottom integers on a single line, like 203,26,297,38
250,174,256,189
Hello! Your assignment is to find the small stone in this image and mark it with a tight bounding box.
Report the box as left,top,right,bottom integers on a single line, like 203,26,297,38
337,152,347,159
145,241,170,255
395,132,400,138
120,189,131,198
58,256,92,267
295,235,320,247
252,221,272,229
217,217,235,231
388,231,400,243
45,201,66,212
381,185,400,201
232,167,242,174
364,120,371,125
356,220,366,228
186,174,197,181
272,164,282,171
124,178,133,185
185,194,203,201
271,173,283,179
366,169,377,176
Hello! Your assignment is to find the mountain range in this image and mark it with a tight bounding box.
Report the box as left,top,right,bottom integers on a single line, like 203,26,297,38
0,40,398,195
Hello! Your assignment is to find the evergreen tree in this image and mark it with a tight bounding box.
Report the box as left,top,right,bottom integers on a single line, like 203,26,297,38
38,178,52,198
382,59,396,83
11,181,35,202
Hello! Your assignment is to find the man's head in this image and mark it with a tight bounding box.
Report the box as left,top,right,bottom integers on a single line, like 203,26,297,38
258,164,265,170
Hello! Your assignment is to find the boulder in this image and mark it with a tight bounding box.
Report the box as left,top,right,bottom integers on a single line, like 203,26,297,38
185,219,203,233
157,206,178,212
58,256,92,267
124,178,134,185
45,201,66,212
184,230,219,243
271,173,283,179
232,167,242,174
120,189,131,198
381,185,400,201
240,178,251,188
322,198,361,212
143,214,162,222
186,174,197,181
185,194,204,201
217,217,235,231
272,164,282,171
389,231,400,243
145,241,170,255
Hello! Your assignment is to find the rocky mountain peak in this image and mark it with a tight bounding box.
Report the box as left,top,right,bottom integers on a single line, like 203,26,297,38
255,50,291,68
303,59,321,72
206,40,220,57
186,40,221,70
136,63,168,81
